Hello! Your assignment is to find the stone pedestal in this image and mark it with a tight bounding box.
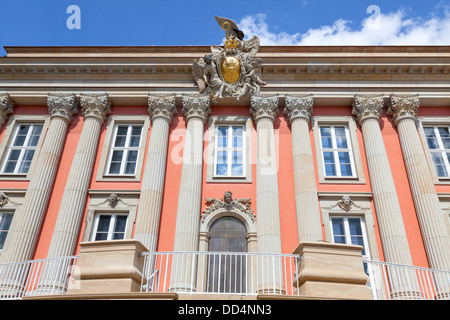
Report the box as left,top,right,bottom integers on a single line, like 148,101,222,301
68,240,148,295
292,242,372,300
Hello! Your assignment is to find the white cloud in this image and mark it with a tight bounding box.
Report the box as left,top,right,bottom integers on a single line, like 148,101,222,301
238,8,450,46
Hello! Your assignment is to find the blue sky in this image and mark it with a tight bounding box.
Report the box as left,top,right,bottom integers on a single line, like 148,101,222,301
0,0,449,55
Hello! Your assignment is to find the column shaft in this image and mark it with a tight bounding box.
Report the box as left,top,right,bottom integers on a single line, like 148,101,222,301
170,94,210,292
251,94,283,294
134,94,176,252
285,94,322,243
173,117,206,252
255,117,282,254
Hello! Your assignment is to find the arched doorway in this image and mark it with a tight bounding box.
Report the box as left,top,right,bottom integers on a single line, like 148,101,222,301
207,216,247,293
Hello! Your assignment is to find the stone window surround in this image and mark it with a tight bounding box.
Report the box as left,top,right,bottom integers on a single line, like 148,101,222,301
437,193,450,235
0,189,25,255
312,115,366,184
418,116,450,184
319,192,380,262
96,115,150,182
0,115,50,181
82,190,139,243
206,115,252,183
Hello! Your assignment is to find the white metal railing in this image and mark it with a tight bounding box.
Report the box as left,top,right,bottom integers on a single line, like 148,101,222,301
0,256,78,300
2,253,449,300
365,259,450,300
140,251,300,295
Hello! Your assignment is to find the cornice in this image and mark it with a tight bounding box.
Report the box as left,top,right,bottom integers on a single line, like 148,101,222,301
0,62,448,76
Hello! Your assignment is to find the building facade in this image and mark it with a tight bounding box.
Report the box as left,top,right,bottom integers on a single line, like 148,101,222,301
0,38,449,299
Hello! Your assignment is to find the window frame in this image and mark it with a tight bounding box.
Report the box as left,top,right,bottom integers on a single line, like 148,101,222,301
96,115,150,182
421,124,450,180
105,124,143,177
90,212,129,242
1,123,43,175
312,116,365,184
0,115,49,180
82,191,139,243
329,215,371,260
213,124,246,178
319,193,379,262
0,211,13,252
318,125,356,178
206,115,252,183
418,117,450,184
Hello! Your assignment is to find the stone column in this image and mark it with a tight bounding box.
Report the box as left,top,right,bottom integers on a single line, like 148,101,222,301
170,94,210,292
46,94,111,259
0,94,78,263
353,94,422,299
284,94,322,243
250,94,283,293
134,94,177,252
0,94,14,128
388,94,450,272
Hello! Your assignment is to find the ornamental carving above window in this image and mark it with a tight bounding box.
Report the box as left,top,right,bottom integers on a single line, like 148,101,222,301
201,191,255,224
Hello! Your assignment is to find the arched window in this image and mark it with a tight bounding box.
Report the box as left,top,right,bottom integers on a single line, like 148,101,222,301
207,217,247,293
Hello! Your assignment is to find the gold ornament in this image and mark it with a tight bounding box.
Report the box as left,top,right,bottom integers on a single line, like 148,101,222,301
221,56,241,84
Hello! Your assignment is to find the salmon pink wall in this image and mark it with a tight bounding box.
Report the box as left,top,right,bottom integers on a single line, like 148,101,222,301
4,104,447,265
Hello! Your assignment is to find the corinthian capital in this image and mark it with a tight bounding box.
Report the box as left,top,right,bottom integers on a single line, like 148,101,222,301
0,94,14,126
284,94,314,124
148,94,177,123
181,94,211,123
80,94,111,124
352,94,384,125
250,94,279,123
387,94,420,126
47,94,79,123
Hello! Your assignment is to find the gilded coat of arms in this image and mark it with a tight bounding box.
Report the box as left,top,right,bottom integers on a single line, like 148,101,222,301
192,16,266,101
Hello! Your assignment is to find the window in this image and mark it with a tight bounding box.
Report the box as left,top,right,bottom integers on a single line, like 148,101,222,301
423,126,450,178
214,125,245,177
330,216,370,273
1,124,43,174
90,213,128,241
106,124,143,176
0,212,13,251
319,125,355,178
